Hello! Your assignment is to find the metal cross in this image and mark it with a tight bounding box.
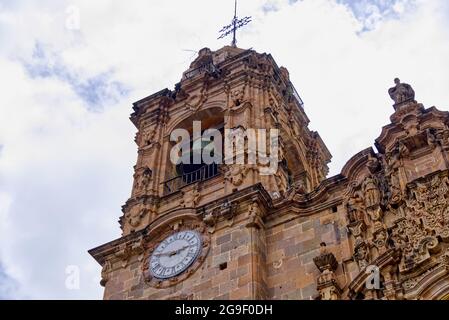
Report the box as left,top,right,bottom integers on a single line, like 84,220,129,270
217,0,252,47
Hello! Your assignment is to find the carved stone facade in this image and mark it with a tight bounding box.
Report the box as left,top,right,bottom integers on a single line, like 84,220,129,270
89,47,449,300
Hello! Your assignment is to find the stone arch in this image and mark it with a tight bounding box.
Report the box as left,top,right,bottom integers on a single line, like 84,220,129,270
165,101,226,136
404,265,449,300
283,140,309,190
161,104,226,194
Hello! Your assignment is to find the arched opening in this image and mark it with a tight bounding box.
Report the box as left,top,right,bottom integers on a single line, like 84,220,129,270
163,108,224,194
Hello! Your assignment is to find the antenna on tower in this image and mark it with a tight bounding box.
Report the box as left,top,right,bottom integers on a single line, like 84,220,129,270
217,0,252,47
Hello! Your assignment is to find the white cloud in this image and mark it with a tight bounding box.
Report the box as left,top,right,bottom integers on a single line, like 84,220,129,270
0,0,448,299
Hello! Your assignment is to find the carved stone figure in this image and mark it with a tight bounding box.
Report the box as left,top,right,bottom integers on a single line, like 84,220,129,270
372,228,388,254
231,88,244,107
346,191,365,223
388,78,415,105
362,175,380,208
367,153,380,173
367,206,383,223
353,242,370,270
100,260,112,286
385,150,402,204
426,128,437,148
136,167,152,193
246,201,264,229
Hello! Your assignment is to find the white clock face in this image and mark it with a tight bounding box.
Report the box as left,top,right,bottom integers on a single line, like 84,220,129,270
149,230,202,279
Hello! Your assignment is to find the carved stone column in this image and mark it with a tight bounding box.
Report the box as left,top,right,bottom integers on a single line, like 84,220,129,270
313,242,341,300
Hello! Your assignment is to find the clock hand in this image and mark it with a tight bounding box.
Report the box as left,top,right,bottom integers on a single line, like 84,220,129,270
174,245,192,255
153,247,186,257
154,244,195,257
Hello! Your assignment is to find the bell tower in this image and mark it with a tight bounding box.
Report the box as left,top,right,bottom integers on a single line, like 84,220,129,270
89,46,331,300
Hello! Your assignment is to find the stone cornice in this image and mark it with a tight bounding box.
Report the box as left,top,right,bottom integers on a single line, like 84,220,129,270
270,174,346,216
340,147,374,181
88,183,272,266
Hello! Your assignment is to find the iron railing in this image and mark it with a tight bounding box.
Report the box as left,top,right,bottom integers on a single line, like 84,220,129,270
291,84,304,108
163,163,219,195
183,62,219,80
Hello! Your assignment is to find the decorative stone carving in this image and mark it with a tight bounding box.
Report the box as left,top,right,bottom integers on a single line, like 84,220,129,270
388,78,415,106
139,126,156,147
180,185,201,208
402,116,420,137
347,221,366,246
231,88,245,107
367,153,381,174
245,201,264,229
391,173,449,272
313,243,341,300
224,164,249,187
114,238,144,268
274,171,288,195
367,206,383,223
313,243,338,272
135,167,152,195
124,206,149,232
287,112,302,138
362,175,381,208
203,210,216,233
372,228,388,255
346,190,365,224
100,260,112,287
426,128,438,148
184,81,209,112
353,242,370,270
216,199,238,227
385,149,402,205
287,180,306,201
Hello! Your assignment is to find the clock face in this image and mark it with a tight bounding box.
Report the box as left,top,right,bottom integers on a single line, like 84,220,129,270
149,230,202,279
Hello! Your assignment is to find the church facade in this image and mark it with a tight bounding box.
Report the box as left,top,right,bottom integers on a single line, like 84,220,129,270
89,46,449,300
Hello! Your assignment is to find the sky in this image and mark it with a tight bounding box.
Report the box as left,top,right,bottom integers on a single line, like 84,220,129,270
0,0,449,299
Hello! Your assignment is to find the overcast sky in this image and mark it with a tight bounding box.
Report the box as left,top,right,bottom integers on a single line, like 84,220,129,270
1,0,449,299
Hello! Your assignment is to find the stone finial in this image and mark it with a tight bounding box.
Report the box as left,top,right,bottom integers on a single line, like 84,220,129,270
388,78,415,106
313,242,338,272
313,242,342,300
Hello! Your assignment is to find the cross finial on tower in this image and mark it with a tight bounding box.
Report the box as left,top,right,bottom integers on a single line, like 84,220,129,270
217,0,252,47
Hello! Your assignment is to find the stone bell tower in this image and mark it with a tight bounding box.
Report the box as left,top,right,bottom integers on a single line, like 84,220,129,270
89,46,331,299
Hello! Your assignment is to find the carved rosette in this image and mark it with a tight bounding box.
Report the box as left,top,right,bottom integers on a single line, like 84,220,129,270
141,218,210,289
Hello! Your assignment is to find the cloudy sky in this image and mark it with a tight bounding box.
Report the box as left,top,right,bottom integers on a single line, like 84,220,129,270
0,0,448,299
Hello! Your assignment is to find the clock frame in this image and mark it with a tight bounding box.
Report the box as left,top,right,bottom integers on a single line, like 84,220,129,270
149,230,202,279
142,217,210,288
